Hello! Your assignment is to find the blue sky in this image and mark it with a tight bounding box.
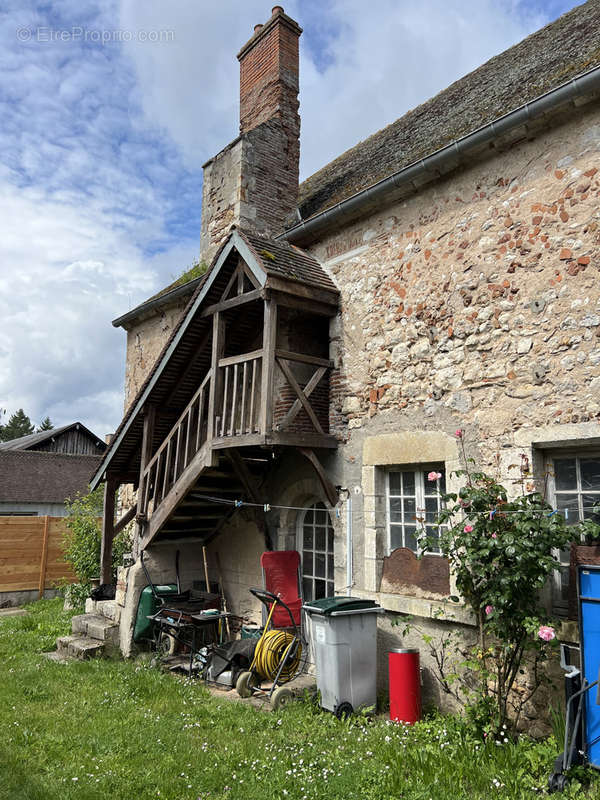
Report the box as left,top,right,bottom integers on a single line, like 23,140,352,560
0,0,584,437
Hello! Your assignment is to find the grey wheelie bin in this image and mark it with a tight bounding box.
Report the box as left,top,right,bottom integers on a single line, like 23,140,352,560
303,596,384,717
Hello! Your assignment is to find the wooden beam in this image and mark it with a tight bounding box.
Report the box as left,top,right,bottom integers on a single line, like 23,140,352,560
299,448,339,507
270,290,338,318
218,348,263,368
274,349,332,368
113,504,136,536
266,275,339,307
225,450,263,504
276,358,324,434
207,312,225,448
37,516,50,599
267,432,337,448
220,263,243,302
277,365,327,431
260,299,277,435
100,476,118,584
200,288,263,318
135,405,156,518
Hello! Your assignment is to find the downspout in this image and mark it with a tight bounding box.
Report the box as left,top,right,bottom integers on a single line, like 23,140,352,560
279,65,600,246
346,494,353,596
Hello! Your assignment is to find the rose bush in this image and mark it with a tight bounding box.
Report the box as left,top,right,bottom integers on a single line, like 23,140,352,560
414,432,574,736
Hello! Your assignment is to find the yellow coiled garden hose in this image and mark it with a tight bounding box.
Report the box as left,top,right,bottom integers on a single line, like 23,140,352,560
250,599,302,682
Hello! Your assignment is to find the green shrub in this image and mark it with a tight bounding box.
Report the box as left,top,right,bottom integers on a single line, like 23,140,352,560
62,486,132,602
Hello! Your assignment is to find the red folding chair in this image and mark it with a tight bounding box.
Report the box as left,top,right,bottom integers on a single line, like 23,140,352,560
260,550,303,630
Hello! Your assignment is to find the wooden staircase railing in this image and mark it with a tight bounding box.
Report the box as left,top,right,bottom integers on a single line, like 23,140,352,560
215,349,263,439
136,348,333,530
138,370,211,524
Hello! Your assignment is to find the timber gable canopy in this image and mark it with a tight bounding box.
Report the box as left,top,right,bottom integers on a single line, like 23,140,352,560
90,227,339,492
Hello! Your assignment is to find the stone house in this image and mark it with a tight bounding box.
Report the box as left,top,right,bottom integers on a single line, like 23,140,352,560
91,3,600,715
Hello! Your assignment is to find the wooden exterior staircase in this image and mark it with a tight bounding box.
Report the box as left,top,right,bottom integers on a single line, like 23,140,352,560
95,231,340,582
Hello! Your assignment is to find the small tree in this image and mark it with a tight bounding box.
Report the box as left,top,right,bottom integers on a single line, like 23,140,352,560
37,416,54,431
62,486,132,606
415,431,573,735
0,408,35,441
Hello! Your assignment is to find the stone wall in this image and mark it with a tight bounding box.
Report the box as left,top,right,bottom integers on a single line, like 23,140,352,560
123,300,189,411
286,104,600,718
313,108,600,455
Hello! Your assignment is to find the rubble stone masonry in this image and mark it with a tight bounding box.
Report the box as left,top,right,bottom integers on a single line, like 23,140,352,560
123,300,189,411
311,108,600,465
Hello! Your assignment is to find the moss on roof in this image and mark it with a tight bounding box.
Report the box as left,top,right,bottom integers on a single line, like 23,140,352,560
297,0,600,220
142,260,209,305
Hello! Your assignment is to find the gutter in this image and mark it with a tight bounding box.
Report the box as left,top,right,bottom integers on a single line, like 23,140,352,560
279,65,600,247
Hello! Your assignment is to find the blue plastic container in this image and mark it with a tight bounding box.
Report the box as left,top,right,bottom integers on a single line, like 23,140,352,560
578,565,600,768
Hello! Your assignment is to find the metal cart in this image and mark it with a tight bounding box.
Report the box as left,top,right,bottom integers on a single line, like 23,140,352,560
235,588,307,709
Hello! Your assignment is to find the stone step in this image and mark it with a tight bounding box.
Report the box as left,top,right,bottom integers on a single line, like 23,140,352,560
55,634,105,660
85,598,118,621
71,613,119,644
0,608,27,618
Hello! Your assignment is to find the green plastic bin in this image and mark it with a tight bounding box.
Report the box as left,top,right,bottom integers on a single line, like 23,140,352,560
133,584,179,642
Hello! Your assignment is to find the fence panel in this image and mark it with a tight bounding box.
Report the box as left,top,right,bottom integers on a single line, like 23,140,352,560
0,516,77,595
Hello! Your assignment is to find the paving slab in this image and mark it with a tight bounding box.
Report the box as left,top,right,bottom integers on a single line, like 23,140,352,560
0,608,28,618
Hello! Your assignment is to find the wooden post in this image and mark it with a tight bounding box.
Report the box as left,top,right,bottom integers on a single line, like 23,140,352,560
207,312,225,447
135,404,157,524
38,516,50,600
100,476,117,585
260,299,277,435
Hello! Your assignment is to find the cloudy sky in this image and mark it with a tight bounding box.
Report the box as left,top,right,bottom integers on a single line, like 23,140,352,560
0,0,582,437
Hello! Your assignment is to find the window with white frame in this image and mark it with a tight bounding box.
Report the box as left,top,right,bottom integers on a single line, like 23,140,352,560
298,502,334,601
549,453,600,613
387,466,445,555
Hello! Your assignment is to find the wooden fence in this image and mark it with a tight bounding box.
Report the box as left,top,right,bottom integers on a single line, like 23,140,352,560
0,516,78,596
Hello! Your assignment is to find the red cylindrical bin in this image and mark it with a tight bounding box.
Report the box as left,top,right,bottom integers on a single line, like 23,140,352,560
389,648,421,724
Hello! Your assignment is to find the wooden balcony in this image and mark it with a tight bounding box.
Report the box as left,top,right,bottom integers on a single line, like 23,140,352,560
136,344,336,544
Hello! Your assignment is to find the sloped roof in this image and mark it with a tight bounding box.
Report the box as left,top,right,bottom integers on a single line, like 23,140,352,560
90,228,338,489
297,0,600,220
112,229,336,329
0,422,105,452
238,229,337,292
0,451,101,504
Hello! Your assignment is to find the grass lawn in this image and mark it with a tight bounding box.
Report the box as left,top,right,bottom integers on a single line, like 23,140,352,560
0,598,598,800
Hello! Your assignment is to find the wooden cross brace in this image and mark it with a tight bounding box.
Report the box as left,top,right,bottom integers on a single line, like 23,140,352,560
275,357,327,434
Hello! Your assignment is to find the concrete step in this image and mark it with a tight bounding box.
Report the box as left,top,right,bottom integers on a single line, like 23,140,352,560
43,650,70,664
85,598,118,621
71,613,119,645
55,634,105,660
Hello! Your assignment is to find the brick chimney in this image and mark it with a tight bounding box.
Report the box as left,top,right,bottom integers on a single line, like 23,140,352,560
200,8,302,264
238,6,301,138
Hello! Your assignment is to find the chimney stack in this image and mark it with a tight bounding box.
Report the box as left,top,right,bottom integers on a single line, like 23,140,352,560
200,8,302,264
238,6,301,135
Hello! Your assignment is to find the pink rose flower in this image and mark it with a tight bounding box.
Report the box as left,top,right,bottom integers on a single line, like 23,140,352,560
455,429,463,439
538,625,556,642
491,533,497,539
427,471,442,482
463,524,473,533
485,605,493,615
